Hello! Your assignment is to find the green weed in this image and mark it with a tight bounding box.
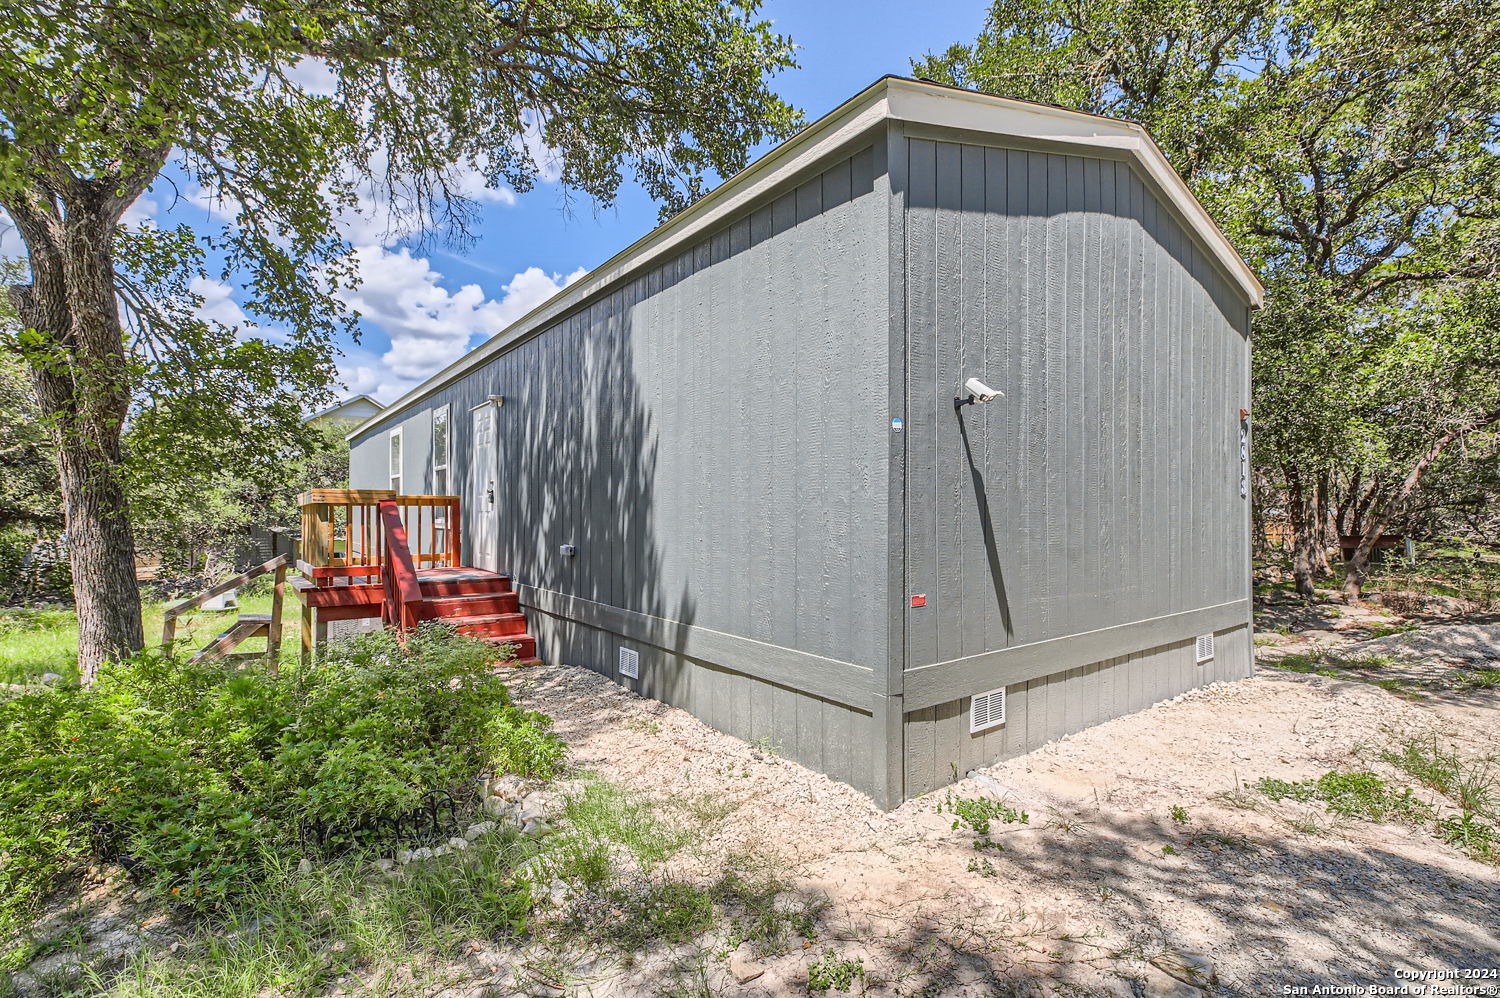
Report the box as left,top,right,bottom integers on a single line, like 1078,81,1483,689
1437,813,1499,862
807,950,865,994
1169,805,1191,826
941,794,1029,836
1382,739,1496,818
71,834,534,998
1255,771,1432,824
1366,622,1421,639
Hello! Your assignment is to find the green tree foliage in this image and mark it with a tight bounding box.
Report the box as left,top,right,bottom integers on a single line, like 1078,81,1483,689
916,0,1500,597
131,421,351,579
0,349,58,532
0,0,799,677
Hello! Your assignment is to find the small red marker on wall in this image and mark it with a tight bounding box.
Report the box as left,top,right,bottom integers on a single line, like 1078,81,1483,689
910,594,927,608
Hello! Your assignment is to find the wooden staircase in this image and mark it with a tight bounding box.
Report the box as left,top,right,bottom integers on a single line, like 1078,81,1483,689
406,567,540,664
293,491,540,665
162,554,288,667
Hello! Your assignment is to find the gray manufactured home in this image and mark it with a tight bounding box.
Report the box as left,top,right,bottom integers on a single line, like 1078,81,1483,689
347,77,1262,809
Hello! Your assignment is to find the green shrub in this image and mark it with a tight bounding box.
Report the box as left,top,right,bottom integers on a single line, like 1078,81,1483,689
0,624,563,928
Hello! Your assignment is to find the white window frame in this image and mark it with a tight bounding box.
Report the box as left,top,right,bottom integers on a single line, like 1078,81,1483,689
389,427,403,494
431,406,451,552
431,405,451,495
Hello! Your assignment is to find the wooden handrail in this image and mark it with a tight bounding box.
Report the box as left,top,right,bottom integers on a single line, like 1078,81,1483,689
378,499,423,633
162,554,289,670
162,554,289,640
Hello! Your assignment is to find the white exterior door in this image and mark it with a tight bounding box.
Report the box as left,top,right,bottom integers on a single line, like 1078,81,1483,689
468,403,498,570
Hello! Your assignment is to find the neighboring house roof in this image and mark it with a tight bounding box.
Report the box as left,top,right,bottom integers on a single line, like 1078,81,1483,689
353,75,1263,439
305,394,384,426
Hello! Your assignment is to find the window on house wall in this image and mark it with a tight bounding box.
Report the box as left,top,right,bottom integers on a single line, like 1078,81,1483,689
432,406,450,494
389,428,403,494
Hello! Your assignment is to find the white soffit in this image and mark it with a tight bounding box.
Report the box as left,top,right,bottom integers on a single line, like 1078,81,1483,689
352,76,1262,439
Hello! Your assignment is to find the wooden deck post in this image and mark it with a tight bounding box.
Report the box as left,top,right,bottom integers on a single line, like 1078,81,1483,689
301,600,314,665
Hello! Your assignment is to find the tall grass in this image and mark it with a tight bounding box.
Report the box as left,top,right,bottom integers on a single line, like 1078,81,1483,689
0,595,299,686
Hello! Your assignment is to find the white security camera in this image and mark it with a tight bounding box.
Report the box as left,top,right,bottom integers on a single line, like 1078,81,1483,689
964,378,1002,402
956,377,1003,407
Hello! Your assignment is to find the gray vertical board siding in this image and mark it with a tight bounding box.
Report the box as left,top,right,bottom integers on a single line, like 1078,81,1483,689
901,138,1251,672
904,138,939,671
350,144,892,787
348,431,388,492
901,625,1253,797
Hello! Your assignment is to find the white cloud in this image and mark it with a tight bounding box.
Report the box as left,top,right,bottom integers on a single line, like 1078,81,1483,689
191,275,249,328
516,113,565,185
334,167,517,248
0,212,22,260
338,245,585,389
281,57,339,97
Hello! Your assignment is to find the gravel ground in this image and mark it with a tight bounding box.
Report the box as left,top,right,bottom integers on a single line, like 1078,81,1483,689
1353,622,1500,666
508,664,1500,998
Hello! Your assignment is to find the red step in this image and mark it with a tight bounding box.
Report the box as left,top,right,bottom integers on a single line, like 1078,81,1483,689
419,592,520,619
416,567,512,598
439,611,530,638
449,621,536,660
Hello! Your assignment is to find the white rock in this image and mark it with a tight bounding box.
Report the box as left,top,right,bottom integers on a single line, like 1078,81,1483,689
373,858,394,873
447,836,468,850
728,945,766,984
39,672,63,685
1139,968,1204,998
1151,949,1217,988
483,796,514,817
518,807,546,824
489,775,525,799
297,858,313,875
396,849,414,864
432,844,450,858
521,819,553,837
411,847,434,861
464,821,496,841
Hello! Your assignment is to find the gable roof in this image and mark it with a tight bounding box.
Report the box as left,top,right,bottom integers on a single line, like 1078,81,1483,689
353,76,1262,439
305,393,384,424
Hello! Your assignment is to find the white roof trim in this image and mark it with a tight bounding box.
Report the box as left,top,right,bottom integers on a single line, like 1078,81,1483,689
351,77,1261,439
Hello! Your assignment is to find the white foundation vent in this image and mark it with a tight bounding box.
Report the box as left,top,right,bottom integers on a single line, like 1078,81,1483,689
618,647,640,679
1196,633,1215,664
970,687,1006,733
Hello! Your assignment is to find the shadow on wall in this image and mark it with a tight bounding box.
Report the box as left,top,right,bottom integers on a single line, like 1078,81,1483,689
490,287,697,686
955,412,1014,641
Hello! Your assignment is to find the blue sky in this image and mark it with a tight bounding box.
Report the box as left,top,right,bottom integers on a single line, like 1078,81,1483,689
327,0,990,402
1,2,988,405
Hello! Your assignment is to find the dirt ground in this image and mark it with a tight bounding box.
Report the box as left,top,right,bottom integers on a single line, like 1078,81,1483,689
506,650,1499,998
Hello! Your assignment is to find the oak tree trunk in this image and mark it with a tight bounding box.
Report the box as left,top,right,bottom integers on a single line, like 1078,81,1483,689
1285,465,1318,597
1312,471,1333,578
9,203,144,681
1342,408,1500,602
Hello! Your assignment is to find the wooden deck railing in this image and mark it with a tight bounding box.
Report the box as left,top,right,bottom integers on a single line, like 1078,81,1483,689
378,499,423,632
297,489,461,581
